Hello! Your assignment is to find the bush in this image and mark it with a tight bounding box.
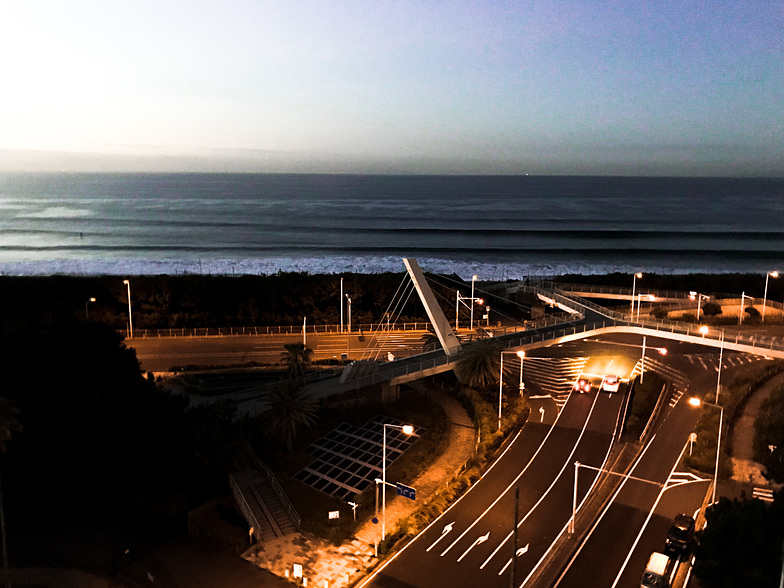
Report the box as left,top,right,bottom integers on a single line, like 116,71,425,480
651,306,669,319
702,301,723,316
745,306,760,318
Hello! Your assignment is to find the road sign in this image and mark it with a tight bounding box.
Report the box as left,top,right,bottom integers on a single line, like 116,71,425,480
396,482,416,500
328,510,340,519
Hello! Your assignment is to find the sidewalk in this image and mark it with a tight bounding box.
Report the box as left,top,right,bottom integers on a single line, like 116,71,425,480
243,386,477,588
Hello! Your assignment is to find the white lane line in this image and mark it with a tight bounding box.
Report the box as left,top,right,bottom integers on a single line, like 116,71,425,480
425,522,454,552
610,439,691,588
457,532,489,562
478,390,604,568
438,389,584,558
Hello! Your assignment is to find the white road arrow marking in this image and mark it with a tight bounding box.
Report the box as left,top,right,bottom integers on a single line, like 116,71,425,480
426,522,455,552
498,544,530,576
457,532,489,562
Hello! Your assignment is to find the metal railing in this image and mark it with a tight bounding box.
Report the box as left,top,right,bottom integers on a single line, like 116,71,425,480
245,442,301,528
134,322,433,338
229,473,264,542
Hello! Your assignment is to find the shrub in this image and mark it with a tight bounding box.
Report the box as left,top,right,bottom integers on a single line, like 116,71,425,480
651,306,669,319
702,301,723,316
745,306,760,318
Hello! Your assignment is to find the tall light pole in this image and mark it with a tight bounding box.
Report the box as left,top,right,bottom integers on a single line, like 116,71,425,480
631,272,642,316
716,329,724,403
739,292,753,324
85,297,96,319
763,271,779,323
470,275,478,329
340,277,344,333
122,280,133,339
500,351,526,430
382,423,414,543
689,397,723,505
345,295,352,334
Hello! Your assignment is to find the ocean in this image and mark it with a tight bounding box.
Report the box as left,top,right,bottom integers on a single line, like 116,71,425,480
1,173,782,279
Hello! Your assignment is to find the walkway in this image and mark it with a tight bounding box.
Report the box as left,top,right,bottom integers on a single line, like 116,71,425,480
728,370,784,485
243,385,477,588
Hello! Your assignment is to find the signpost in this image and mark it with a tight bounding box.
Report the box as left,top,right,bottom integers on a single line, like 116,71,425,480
396,482,416,500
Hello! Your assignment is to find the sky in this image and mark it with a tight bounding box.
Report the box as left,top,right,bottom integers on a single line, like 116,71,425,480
1,0,782,175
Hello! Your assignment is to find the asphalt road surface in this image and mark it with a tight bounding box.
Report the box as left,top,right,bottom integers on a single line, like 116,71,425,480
362,379,625,588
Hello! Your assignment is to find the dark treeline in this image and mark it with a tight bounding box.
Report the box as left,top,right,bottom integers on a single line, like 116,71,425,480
2,271,780,334
0,272,446,331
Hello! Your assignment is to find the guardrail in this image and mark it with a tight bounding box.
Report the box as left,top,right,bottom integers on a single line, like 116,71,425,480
229,473,264,542
133,322,432,338
245,442,301,529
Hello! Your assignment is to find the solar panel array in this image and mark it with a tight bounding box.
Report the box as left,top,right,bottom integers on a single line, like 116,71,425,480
293,415,421,500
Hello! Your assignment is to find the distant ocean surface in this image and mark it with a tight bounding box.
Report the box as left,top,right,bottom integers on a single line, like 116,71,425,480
1,173,783,279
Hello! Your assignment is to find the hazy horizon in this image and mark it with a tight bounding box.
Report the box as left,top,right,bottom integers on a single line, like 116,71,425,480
2,1,782,176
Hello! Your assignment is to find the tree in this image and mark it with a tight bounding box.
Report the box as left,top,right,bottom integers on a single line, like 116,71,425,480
454,338,503,391
0,396,22,588
420,328,441,353
694,494,784,587
283,342,313,379
702,301,723,316
264,379,318,452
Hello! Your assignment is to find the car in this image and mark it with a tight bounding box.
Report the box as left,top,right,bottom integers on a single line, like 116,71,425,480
573,378,592,393
601,374,620,393
665,513,695,554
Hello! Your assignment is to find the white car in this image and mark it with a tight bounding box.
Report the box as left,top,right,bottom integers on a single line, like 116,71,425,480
601,375,621,393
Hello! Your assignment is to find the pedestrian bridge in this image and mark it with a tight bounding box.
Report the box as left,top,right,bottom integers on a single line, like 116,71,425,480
323,284,784,397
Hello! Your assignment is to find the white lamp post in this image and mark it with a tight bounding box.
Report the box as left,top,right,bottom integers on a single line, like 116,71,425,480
763,271,779,323
381,423,414,543
689,397,723,505
346,295,352,333
500,351,526,430
470,275,478,329
122,280,133,339
340,277,344,333
739,292,753,325
631,272,642,316
85,297,96,319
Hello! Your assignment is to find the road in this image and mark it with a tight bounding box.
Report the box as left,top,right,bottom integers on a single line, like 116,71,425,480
362,374,625,588
128,329,431,372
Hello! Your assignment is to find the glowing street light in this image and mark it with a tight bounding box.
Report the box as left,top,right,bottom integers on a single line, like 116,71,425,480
631,272,643,316
85,297,96,319
689,397,723,505
762,271,779,323
122,280,133,339
381,423,414,543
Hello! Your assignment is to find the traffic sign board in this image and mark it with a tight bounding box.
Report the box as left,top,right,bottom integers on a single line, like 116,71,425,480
396,482,416,500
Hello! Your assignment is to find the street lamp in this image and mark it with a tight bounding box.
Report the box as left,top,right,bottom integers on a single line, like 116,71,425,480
122,280,133,339
639,336,668,383
690,292,710,322
85,297,96,319
381,423,414,543
762,271,779,323
689,397,723,505
631,272,643,316
345,294,352,333
499,351,526,431
471,275,478,329
739,292,753,325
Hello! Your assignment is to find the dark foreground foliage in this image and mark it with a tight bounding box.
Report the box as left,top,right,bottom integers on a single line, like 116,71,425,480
0,316,241,568
694,492,784,587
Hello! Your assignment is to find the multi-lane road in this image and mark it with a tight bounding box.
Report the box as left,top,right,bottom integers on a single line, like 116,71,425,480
131,329,756,587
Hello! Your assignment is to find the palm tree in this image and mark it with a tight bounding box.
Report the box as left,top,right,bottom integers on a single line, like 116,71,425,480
283,342,313,380
0,396,21,588
420,327,442,353
264,379,318,452
454,338,503,390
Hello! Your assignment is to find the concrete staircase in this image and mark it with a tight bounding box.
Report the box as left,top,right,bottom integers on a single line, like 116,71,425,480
231,445,301,542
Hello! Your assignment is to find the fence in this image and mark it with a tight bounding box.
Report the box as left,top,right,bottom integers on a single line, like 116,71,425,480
134,322,432,338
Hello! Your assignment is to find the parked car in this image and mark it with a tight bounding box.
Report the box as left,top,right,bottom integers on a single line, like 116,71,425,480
665,513,695,554
573,377,592,393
